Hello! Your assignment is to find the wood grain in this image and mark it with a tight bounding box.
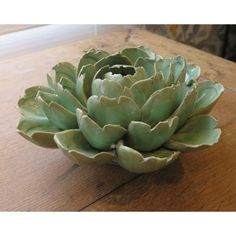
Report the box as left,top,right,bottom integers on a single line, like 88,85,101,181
0,28,236,211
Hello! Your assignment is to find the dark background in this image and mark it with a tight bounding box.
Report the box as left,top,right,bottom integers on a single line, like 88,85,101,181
145,25,236,61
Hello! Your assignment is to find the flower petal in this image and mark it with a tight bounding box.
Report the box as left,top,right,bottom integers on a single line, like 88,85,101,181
48,102,78,129
77,49,109,73
141,84,180,126
103,72,123,81
36,91,59,104
135,57,155,78
56,83,87,112
58,77,76,95
53,62,77,83
17,117,59,148
104,72,131,88
18,96,46,119
185,64,201,85
138,46,162,60
121,47,148,65
78,114,126,150
128,72,164,107
87,95,141,128
171,56,186,83
155,59,174,85
116,141,180,173
192,80,224,115
75,64,96,106
54,130,115,165
25,85,54,97
171,86,197,128
92,78,123,98
75,108,85,125
47,71,56,89
36,95,77,130
126,116,179,151
122,67,147,87
165,115,221,151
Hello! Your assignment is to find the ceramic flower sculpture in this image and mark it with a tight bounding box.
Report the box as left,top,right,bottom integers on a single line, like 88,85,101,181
17,46,224,173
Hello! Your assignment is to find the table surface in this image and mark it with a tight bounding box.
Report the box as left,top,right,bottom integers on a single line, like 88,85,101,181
0,28,236,211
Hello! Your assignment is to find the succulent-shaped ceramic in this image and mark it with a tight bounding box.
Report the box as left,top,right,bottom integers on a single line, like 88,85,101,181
17,46,224,173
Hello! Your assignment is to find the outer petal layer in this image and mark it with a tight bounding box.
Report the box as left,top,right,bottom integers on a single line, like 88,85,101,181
193,80,224,115
116,141,180,173
17,117,59,148
54,130,115,165
165,115,221,151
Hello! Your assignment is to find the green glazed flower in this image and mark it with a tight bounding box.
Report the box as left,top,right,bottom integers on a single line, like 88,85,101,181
17,46,224,173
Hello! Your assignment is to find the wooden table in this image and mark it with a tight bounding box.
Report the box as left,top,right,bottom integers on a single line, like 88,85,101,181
0,28,236,211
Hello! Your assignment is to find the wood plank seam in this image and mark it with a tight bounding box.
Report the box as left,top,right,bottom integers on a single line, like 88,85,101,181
78,174,142,211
